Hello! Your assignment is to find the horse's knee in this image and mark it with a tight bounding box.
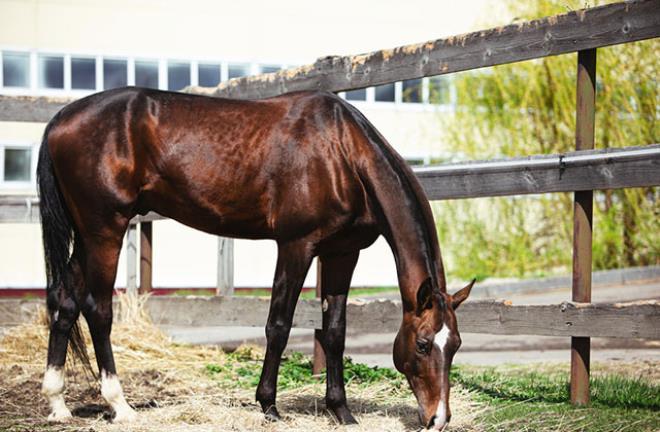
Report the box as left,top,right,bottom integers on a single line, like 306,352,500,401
265,320,290,351
50,297,80,332
83,297,113,330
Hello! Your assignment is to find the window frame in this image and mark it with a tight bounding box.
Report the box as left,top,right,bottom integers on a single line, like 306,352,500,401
0,140,38,190
70,55,98,91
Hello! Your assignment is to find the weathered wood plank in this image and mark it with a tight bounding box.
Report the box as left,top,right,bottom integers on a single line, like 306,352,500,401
0,196,40,223
216,237,234,296
2,298,658,339
144,297,660,339
0,94,73,123
415,144,660,200
201,0,660,99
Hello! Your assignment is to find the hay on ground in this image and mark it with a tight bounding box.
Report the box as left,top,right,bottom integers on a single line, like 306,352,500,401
0,293,480,431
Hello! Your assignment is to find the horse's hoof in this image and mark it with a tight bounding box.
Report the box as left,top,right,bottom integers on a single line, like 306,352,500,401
112,406,138,423
263,405,281,422
47,408,73,422
331,405,358,425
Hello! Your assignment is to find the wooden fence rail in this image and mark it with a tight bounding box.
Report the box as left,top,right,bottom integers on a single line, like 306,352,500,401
1,298,658,339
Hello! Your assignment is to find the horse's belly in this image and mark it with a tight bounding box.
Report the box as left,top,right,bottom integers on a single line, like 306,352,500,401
137,186,274,240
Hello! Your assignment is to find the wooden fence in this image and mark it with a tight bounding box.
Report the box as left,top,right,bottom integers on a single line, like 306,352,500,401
1,0,659,406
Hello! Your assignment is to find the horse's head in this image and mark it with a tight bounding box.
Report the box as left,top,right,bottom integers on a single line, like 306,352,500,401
393,278,474,430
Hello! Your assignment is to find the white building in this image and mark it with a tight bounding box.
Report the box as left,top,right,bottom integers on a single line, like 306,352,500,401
0,0,492,291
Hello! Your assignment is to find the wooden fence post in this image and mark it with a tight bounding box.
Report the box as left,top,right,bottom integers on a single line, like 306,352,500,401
571,48,597,406
139,222,153,294
126,223,138,295
216,237,234,296
313,259,326,376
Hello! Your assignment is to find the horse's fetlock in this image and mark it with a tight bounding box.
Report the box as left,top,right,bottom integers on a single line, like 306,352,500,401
256,385,275,406
326,388,347,408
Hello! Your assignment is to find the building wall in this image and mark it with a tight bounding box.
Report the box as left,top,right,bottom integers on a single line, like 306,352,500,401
0,0,490,289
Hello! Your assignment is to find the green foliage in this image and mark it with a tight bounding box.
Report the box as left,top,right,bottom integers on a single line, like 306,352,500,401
206,350,405,391
437,0,659,280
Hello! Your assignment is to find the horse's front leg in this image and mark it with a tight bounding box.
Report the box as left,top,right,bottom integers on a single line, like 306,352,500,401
319,251,360,424
256,240,314,421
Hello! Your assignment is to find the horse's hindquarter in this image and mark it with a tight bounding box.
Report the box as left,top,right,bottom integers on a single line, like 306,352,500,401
137,90,374,243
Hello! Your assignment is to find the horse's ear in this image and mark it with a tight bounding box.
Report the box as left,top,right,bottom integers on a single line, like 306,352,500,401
451,279,475,310
416,277,434,315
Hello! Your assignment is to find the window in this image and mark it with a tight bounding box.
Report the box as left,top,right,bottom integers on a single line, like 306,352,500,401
228,63,250,79
135,60,159,88
198,63,220,87
103,59,127,89
402,79,422,103
38,55,64,89
429,76,450,105
375,83,395,102
71,57,96,90
345,89,366,101
3,147,32,182
2,52,30,87
168,62,190,91
260,65,281,74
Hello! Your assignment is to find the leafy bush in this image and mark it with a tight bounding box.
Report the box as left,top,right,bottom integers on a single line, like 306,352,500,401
436,0,659,281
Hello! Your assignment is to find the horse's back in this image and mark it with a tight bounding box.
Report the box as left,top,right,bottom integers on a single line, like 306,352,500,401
45,88,374,242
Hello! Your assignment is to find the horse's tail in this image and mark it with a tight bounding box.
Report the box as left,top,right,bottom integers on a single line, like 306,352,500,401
37,120,93,374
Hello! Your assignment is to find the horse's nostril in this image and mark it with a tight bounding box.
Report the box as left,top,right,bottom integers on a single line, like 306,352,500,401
447,414,452,423
426,415,437,429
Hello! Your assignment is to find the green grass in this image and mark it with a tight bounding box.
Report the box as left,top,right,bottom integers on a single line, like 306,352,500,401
452,365,660,431
207,352,659,431
206,349,405,391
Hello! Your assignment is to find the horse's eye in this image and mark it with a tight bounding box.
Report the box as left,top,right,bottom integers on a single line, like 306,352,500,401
416,339,430,354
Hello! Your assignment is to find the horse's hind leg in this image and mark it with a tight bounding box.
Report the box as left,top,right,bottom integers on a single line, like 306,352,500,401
80,228,137,423
256,240,314,420
42,247,85,421
318,251,359,424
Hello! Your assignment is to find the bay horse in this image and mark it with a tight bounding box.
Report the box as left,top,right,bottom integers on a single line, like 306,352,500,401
37,87,474,430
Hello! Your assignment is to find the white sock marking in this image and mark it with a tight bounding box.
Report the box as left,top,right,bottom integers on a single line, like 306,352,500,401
42,366,72,422
101,370,137,423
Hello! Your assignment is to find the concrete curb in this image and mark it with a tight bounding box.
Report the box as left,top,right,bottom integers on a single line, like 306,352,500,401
473,265,660,298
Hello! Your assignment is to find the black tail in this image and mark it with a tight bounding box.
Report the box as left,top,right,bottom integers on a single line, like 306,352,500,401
37,121,93,374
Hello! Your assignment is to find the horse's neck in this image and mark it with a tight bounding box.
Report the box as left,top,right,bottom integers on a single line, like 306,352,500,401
342,99,446,307
364,152,446,309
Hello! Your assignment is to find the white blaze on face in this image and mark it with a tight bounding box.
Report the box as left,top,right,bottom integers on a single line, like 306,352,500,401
434,324,451,353
101,370,137,423
430,324,452,430
433,402,448,430
42,366,72,422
